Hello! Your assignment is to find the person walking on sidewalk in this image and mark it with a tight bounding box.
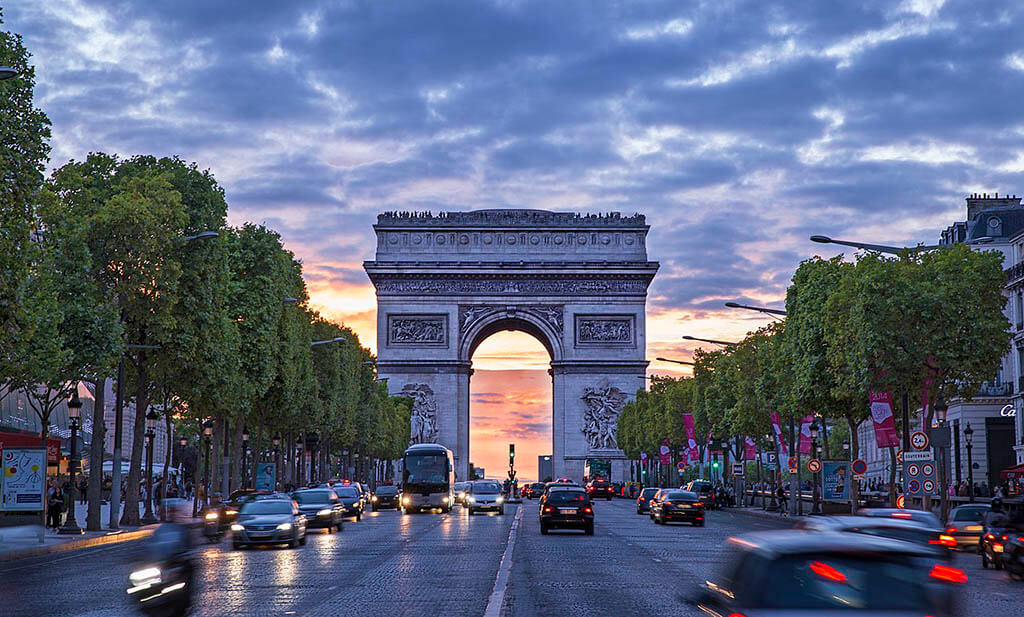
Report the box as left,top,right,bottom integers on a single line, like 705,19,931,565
79,476,88,504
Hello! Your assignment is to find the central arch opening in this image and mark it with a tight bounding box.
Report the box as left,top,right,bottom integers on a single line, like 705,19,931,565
469,329,553,484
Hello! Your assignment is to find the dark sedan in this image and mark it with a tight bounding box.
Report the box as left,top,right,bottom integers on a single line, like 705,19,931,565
372,485,401,511
230,499,307,549
635,487,658,514
650,490,704,526
332,485,364,521
292,489,345,532
540,486,594,535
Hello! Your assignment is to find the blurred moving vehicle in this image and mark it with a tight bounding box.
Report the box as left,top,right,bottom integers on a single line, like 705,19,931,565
647,488,670,520
454,481,470,505
650,490,704,526
540,486,594,535
230,498,307,549
944,503,990,551
372,485,401,511
855,507,942,528
795,515,953,559
1004,532,1024,579
128,500,195,617
683,480,715,509
636,487,658,514
586,478,614,500
332,485,365,521
466,480,505,515
522,482,546,500
401,443,455,513
292,488,345,532
692,531,965,617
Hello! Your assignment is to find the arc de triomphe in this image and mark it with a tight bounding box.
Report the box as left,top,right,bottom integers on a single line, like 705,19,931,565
364,210,658,482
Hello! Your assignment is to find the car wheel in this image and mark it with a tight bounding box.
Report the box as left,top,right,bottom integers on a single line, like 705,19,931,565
468,508,475,516
498,507,505,515
585,522,594,536
606,496,611,501
325,524,332,534
372,505,378,512
982,552,990,569
337,521,344,532
540,522,549,535
299,531,307,546
356,511,362,522
290,536,299,548
636,508,642,515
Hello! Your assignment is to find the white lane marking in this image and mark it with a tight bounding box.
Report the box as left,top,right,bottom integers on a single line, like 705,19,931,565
483,505,523,617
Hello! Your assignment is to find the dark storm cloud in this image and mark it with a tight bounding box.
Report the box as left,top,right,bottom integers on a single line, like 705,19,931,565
9,0,1024,323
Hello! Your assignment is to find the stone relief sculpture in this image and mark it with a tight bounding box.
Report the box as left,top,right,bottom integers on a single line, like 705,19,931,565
577,318,632,343
458,304,563,335
390,316,445,344
581,382,627,450
402,383,439,445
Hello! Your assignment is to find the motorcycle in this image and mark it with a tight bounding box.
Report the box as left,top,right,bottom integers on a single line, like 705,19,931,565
126,559,194,616
200,505,226,543
981,525,1012,570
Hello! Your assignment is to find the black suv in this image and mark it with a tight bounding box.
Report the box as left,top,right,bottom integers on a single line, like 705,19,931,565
586,479,614,500
540,486,594,535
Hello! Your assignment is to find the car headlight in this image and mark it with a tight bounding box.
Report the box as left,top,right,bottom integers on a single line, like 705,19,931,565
277,523,293,531
402,496,410,505
372,496,378,502
225,509,237,516
458,492,466,498
496,496,504,504
442,496,450,503
466,496,476,504
129,567,162,586
231,523,244,532
318,508,333,516
205,512,219,520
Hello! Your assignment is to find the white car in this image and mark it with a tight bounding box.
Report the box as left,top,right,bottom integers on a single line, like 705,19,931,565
465,480,505,515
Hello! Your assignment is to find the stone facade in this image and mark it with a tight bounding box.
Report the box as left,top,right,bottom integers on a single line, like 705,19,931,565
365,209,658,482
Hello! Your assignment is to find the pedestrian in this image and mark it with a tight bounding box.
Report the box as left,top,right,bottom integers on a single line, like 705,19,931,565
980,482,990,497
776,484,788,515
79,476,88,504
47,481,65,528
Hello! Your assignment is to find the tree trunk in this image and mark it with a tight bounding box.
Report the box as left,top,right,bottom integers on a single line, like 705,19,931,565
161,396,172,520
220,418,231,497
888,447,898,508
211,418,222,499
86,377,107,531
122,354,149,526
230,420,243,492
847,416,860,513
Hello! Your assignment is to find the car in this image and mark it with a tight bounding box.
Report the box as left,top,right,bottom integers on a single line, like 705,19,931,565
683,480,715,508
855,507,942,528
586,478,614,500
356,482,373,507
223,488,258,524
636,487,658,514
944,503,991,551
230,498,307,549
540,486,594,535
372,485,401,511
650,490,705,526
794,515,953,558
540,480,579,503
528,482,546,499
332,485,365,520
466,480,505,515
692,531,965,617
647,488,670,519
291,488,345,532
454,482,470,505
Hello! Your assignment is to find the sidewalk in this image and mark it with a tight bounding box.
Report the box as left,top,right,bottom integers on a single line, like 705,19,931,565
0,499,195,562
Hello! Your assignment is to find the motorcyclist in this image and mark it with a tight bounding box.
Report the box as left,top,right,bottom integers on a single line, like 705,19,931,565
983,497,1008,535
147,499,195,605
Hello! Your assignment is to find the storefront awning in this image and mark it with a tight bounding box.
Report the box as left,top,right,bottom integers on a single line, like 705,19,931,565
0,430,62,463
1000,463,1024,479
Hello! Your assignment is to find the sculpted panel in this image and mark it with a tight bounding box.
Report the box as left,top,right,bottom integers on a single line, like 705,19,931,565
575,315,635,346
402,383,439,445
458,304,563,335
388,314,447,346
581,382,627,450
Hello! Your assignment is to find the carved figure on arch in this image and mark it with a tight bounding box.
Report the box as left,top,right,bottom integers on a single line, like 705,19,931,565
581,382,627,450
402,383,439,444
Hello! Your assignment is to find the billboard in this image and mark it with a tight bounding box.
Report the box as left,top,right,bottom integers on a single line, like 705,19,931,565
255,462,276,491
822,460,850,501
2,447,46,511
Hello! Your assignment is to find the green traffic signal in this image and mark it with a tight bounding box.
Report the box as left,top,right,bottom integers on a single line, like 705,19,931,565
712,460,719,469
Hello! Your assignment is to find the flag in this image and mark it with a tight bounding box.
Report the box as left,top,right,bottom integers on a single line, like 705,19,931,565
640,452,648,463
682,413,699,461
659,439,671,465
799,415,814,455
868,390,900,448
744,436,757,461
769,412,789,456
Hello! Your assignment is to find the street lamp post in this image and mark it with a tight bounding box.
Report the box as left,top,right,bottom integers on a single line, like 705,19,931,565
202,419,214,510
141,410,159,524
295,435,305,487
933,397,951,522
655,356,696,366
272,433,281,490
177,436,187,496
241,428,250,489
0,66,19,81
58,391,84,535
682,335,738,347
724,302,787,317
810,421,822,515
768,434,779,511
964,423,975,503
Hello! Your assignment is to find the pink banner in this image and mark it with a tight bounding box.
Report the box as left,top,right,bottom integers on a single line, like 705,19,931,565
799,415,814,455
868,390,900,448
769,412,789,456
640,452,648,463
659,439,671,465
744,436,757,461
682,413,699,461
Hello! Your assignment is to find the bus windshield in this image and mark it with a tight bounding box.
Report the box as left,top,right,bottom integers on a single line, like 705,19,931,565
404,452,449,491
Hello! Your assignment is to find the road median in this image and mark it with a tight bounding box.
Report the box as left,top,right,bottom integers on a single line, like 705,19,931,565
0,525,158,563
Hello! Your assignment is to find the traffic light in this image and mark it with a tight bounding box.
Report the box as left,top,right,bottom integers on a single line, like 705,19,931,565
712,459,720,469
509,443,515,465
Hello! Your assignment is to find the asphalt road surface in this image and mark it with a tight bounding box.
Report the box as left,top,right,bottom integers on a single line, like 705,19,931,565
1,500,1017,616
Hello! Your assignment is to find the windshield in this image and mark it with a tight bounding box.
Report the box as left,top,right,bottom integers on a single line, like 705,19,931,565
376,486,397,496
755,554,929,610
404,453,448,487
473,482,501,494
334,487,359,498
850,526,934,545
640,488,658,498
293,490,334,504
952,507,989,522
240,501,293,515
547,491,587,505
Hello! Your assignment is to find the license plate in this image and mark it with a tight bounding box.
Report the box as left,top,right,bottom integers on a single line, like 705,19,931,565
560,508,577,515
967,525,982,531
995,544,1005,553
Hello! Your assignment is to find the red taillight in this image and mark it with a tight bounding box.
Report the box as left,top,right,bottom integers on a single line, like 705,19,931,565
809,561,847,583
930,534,957,547
639,497,646,502
891,512,912,519
945,527,957,534
693,502,703,507
986,533,995,540
543,506,554,513
929,564,967,584
1001,535,1008,541
583,506,593,514
727,613,747,617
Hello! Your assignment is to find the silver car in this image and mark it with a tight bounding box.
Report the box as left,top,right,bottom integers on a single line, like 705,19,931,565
231,499,307,549
945,503,990,550
466,480,505,515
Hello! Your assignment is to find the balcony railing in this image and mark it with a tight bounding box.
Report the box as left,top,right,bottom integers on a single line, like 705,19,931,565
1007,261,1024,284
980,381,1013,397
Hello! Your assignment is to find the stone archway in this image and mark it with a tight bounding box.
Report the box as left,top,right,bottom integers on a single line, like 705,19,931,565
364,209,658,482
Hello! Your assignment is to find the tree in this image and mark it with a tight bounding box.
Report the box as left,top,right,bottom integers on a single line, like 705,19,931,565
0,10,51,399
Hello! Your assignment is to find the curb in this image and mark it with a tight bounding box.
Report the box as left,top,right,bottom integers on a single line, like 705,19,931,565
0,525,158,563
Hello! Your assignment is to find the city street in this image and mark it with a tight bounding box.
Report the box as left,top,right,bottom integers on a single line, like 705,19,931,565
2,500,1018,616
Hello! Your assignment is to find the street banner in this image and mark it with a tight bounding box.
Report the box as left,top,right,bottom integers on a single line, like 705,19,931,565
255,462,276,491
868,390,900,448
682,414,698,461
769,412,789,456
2,447,46,511
798,415,814,455
822,460,850,501
659,439,671,465
744,436,757,461
640,452,648,463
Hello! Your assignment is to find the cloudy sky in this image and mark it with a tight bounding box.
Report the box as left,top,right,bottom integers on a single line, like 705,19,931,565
8,0,1024,479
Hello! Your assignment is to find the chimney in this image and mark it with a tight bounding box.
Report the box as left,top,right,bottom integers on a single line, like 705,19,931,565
966,192,1022,220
